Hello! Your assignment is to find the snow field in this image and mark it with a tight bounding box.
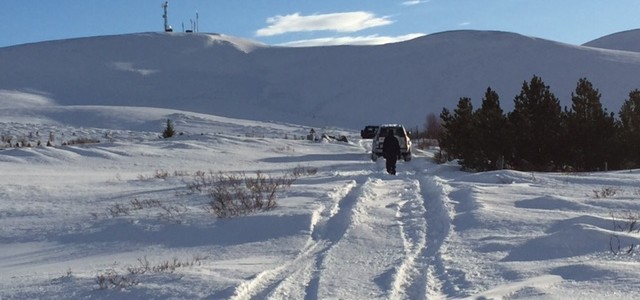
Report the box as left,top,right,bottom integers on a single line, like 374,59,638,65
3,28,640,298
2,116,640,298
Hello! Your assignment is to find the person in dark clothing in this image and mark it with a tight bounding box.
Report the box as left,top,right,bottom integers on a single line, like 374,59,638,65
382,130,401,175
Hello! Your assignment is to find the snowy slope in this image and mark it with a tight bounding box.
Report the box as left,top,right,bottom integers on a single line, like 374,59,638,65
3,30,640,129
583,29,640,52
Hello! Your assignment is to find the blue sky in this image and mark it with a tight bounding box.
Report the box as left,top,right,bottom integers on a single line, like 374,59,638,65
2,0,640,48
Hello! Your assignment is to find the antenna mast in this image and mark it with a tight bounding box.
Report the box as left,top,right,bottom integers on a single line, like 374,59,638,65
162,1,173,32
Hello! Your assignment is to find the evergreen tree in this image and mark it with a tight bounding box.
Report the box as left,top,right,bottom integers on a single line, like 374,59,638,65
565,78,617,171
619,89,640,168
439,97,478,170
162,119,176,138
508,75,564,171
438,108,454,161
474,87,509,170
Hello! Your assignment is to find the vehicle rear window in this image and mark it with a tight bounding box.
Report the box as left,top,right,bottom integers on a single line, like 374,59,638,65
379,127,405,137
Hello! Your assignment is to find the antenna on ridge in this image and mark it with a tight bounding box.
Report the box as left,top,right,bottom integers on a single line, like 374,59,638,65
162,1,173,32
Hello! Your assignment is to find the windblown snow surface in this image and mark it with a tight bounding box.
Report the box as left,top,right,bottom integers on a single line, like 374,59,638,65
2,30,640,299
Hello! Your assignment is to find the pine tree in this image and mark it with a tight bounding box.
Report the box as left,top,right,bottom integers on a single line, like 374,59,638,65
439,97,478,170
565,78,616,171
508,75,563,171
474,87,509,170
619,89,640,168
438,108,454,162
162,119,176,138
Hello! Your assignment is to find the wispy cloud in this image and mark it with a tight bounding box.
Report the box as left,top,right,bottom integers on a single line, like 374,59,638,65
256,12,393,37
277,33,425,47
458,22,471,26
402,0,430,6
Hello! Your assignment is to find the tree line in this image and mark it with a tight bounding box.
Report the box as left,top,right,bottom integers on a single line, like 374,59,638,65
436,75,640,172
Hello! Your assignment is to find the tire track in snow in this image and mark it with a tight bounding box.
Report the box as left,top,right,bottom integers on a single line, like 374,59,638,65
387,178,429,299
229,161,465,299
301,178,367,299
310,176,408,299
386,173,466,299
229,178,365,300
419,175,468,298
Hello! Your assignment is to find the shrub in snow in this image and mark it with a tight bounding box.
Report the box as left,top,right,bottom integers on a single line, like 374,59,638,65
95,255,207,290
95,269,138,290
104,198,163,218
609,212,640,255
65,137,100,145
592,187,619,198
291,165,318,177
190,171,295,218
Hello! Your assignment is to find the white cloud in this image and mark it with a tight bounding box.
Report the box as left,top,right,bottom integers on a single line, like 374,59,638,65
256,12,393,37
402,0,429,5
277,33,425,47
459,22,471,26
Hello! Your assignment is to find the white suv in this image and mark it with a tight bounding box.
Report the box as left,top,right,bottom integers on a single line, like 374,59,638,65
371,124,412,162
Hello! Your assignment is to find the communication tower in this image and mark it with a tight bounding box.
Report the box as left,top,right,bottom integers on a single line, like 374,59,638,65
162,1,173,32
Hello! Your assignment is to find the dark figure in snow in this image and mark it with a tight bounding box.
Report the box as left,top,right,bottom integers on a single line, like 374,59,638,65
382,130,400,175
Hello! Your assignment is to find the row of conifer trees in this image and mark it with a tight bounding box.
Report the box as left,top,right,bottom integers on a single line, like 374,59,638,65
438,75,640,172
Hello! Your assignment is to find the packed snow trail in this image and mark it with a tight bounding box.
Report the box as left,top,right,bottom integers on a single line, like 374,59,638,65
228,178,364,300
229,158,462,299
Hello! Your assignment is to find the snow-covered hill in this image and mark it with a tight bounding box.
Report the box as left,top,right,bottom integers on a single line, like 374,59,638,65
583,29,640,52
3,30,640,129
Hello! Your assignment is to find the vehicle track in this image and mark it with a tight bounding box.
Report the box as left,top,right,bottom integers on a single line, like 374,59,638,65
388,178,429,299
420,175,468,298
229,162,462,299
229,178,366,300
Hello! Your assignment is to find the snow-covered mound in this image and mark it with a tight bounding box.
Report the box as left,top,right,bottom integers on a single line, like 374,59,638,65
2,30,640,130
583,29,640,52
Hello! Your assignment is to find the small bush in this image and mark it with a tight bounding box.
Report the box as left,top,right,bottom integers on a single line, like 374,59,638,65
611,212,640,233
593,187,620,198
96,269,138,290
102,198,186,223
201,171,295,218
291,165,318,177
186,170,217,193
96,255,207,290
185,168,310,218
126,256,202,275
65,137,100,145
106,203,131,217
154,169,170,179
105,198,162,218
609,212,640,255
136,169,192,181
158,203,188,224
